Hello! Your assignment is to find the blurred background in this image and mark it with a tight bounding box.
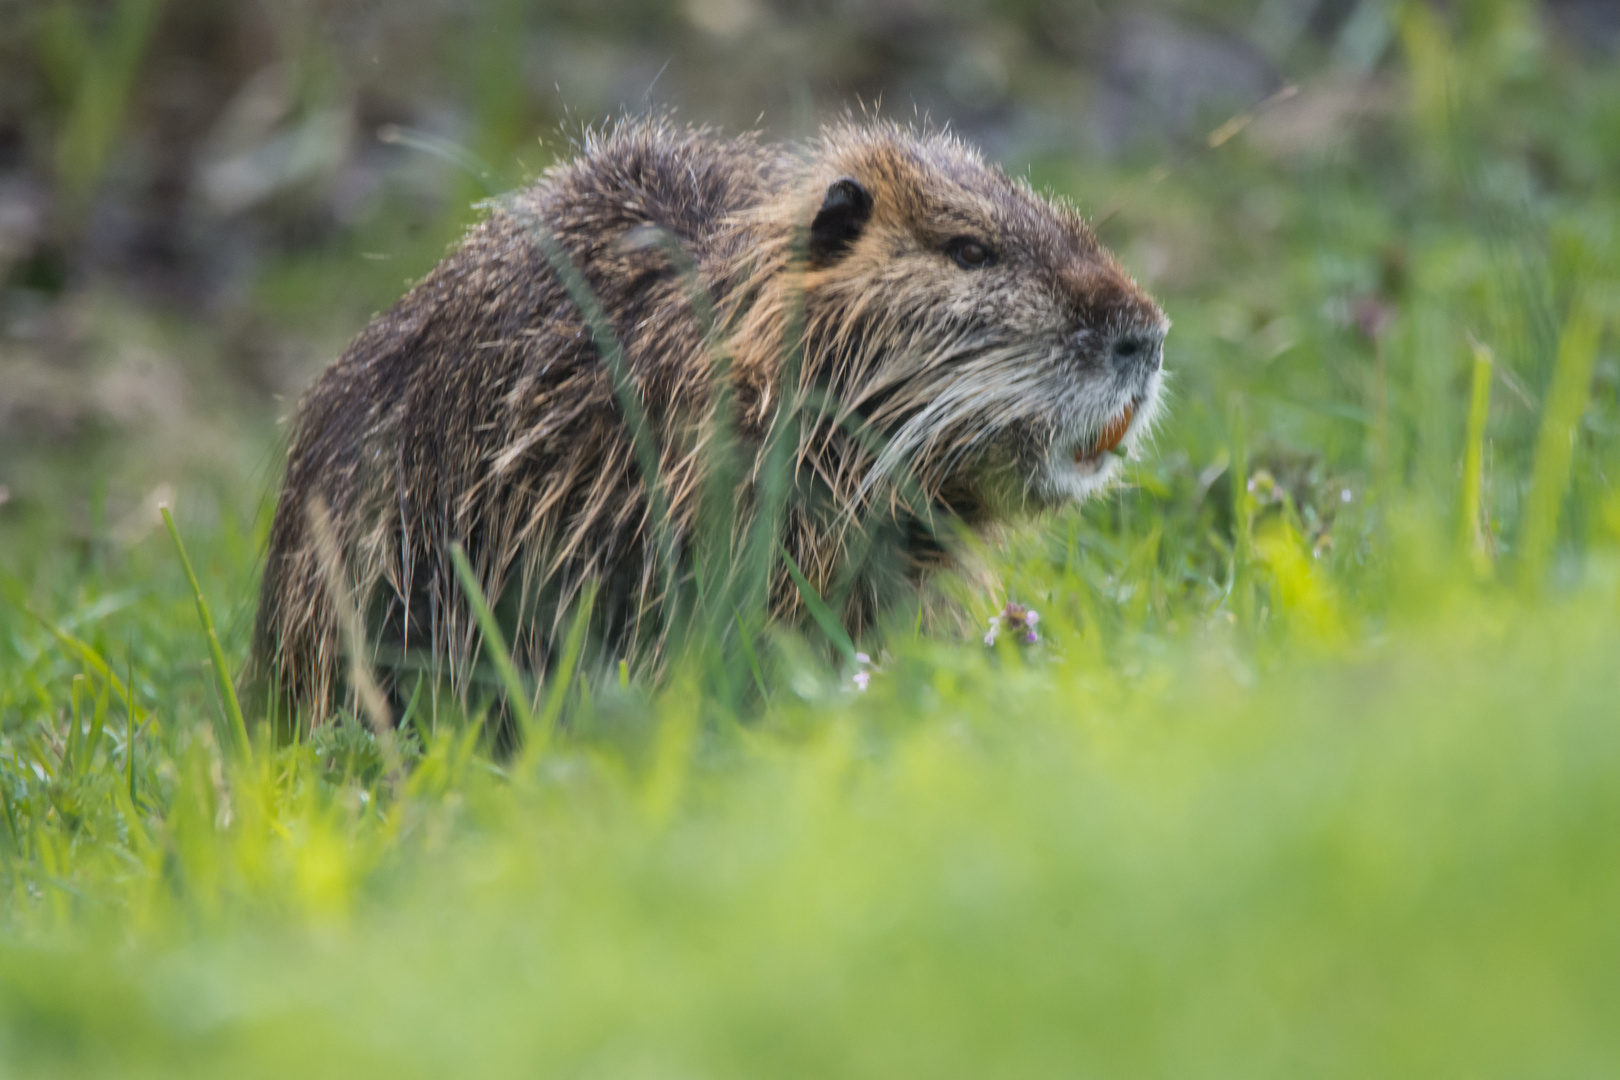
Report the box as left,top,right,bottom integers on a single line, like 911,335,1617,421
0,0,1616,560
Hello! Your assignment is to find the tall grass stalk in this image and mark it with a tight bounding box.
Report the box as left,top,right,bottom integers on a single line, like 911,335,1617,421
780,544,857,666
1227,393,1253,621
741,232,811,638
307,497,401,781
531,580,598,762
161,506,251,760
527,224,680,618
449,542,537,734
307,498,394,734
125,640,136,804
1461,337,1495,576
1519,297,1604,585
634,226,756,686
65,674,84,776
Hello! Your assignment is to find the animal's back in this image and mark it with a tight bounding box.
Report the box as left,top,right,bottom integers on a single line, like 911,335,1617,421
254,123,785,717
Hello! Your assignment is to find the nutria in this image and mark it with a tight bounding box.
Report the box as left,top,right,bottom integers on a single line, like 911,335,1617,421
252,116,1167,723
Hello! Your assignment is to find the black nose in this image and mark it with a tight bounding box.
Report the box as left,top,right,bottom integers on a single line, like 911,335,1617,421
1110,332,1162,372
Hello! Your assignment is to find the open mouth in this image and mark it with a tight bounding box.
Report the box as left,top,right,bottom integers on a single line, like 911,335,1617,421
1072,401,1136,465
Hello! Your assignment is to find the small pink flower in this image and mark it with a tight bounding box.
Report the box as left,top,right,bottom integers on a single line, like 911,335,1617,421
853,671,870,691
985,601,1041,647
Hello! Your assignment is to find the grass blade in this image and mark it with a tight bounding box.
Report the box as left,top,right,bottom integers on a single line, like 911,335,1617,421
398,673,427,744
126,638,136,805
1519,297,1604,586
522,219,679,617
780,544,856,667
534,580,598,754
161,505,251,760
449,542,536,734
734,607,768,700
83,672,110,768
65,674,84,776
307,498,395,735
1461,337,1495,576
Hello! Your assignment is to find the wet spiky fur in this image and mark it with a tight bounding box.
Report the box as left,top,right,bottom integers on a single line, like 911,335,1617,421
253,117,1167,721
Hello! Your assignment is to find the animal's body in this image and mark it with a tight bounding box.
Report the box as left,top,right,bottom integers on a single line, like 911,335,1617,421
252,118,1166,721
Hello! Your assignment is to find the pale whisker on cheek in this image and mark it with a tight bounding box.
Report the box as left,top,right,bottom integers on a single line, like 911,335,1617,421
852,343,1063,503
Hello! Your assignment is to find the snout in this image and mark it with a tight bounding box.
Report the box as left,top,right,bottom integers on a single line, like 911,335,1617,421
1107,328,1164,374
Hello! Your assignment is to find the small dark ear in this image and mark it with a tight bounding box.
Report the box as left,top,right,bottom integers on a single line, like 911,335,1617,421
808,178,873,267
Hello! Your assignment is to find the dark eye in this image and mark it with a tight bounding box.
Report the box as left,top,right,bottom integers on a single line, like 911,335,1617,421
947,237,994,270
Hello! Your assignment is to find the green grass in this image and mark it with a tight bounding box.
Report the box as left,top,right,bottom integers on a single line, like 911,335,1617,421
4,5,1620,1075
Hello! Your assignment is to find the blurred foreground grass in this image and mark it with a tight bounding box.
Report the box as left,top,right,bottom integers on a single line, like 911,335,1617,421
5,4,1620,1075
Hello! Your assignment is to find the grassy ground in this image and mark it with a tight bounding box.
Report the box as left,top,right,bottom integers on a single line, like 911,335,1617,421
4,5,1620,1076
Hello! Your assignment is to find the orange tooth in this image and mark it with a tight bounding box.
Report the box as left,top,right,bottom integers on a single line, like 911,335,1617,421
1090,403,1134,458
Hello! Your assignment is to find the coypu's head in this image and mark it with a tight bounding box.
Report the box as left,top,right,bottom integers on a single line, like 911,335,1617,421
792,123,1167,514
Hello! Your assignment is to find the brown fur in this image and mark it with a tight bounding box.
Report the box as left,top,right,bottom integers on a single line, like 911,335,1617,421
252,117,1167,721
